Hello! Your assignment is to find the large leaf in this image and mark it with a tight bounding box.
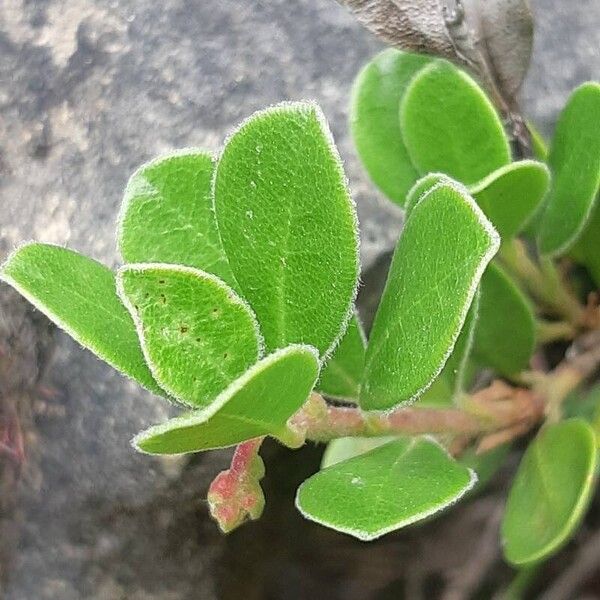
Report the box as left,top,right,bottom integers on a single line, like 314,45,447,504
118,150,237,288
401,60,511,185
350,49,431,205
361,182,499,411
0,243,161,394
316,314,366,402
133,345,319,454
538,83,600,256
470,161,551,239
117,264,262,408
296,437,476,541
502,419,598,566
473,262,535,376
214,102,359,357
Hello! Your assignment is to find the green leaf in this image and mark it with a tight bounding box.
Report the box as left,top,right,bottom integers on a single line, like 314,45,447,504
316,314,366,402
473,262,535,376
361,182,499,411
502,419,598,566
117,264,262,408
320,436,397,470
404,173,450,217
214,102,359,358
133,345,320,454
0,243,161,394
296,437,476,541
538,82,600,256
401,60,511,185
416,293,479,408
571,198,600,288
118,150,237,288
350,49,431,205
470,161,551,239
460,444,511,494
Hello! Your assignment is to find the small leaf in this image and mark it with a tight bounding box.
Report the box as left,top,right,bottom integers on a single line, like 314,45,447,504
350,49,431,205
296,437,476,541
473,262,535,376
417,293,479,408
401,60,511,185
117,264,262,408
538,82,600,256
118,150,237,288
320,436,397,470
502,419,598,566
316,314,366,402
0,243,161,394
361,181,499,411
214,102,359,357
470,161,551,239
133,345,320,454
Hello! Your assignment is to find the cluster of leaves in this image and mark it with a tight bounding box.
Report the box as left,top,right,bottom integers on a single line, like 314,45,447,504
350,48,600,564
1,46,600,569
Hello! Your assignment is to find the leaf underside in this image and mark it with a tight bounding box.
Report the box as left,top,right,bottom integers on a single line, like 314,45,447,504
117,264,262,408
297,437,476,541
361,181,499,411
134,345,320,454
502,419,597,566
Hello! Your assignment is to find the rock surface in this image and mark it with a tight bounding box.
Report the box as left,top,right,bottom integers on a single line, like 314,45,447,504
0,0,598,598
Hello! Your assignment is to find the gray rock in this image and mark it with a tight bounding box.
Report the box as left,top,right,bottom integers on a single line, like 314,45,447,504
0,0,598,598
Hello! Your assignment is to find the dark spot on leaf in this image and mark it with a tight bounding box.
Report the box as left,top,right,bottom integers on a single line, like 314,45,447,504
180,325,189,333
160,294,166,304
158,279,165,284
223,352,229,359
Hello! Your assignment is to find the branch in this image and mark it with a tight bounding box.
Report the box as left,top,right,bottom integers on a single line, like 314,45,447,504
207,437,266,533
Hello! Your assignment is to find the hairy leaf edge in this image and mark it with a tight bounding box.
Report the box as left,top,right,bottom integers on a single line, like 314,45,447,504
295,435,478,541
131,343,320,454
211,100,361,364
116,262,265,407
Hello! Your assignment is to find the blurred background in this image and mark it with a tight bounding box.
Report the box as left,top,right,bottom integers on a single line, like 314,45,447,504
0,1,599,598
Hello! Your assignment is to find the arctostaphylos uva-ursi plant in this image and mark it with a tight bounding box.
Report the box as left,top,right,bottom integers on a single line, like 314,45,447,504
2,2,600,574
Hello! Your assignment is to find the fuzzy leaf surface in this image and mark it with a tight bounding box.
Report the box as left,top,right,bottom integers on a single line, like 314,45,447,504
214,102,359,357
538,83,600,256
133,345,319,454
118,151,237,288
0,243,161,394
470,161,550,239
316,314,366,402
350,49,431,205
320,436,397,469
401,60,511,185
361,182,499,411
404,173,450,217
473,262,535,376
416,294,479,408
296,437,476,541
117,264,262,408
502,419,598,566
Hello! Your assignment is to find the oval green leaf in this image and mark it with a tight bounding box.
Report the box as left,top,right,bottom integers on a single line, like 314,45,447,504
118,150,237,288
214,102,359,358
316,314,366,402
0,243,162,394
470,160,551,239
117,264,262,408
296,437,476,541
133,345,320,454
502,419,598,566
473,262,535,376
401,60,511,185
361,182,499,411
350,49,431,205
538,82,600,256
